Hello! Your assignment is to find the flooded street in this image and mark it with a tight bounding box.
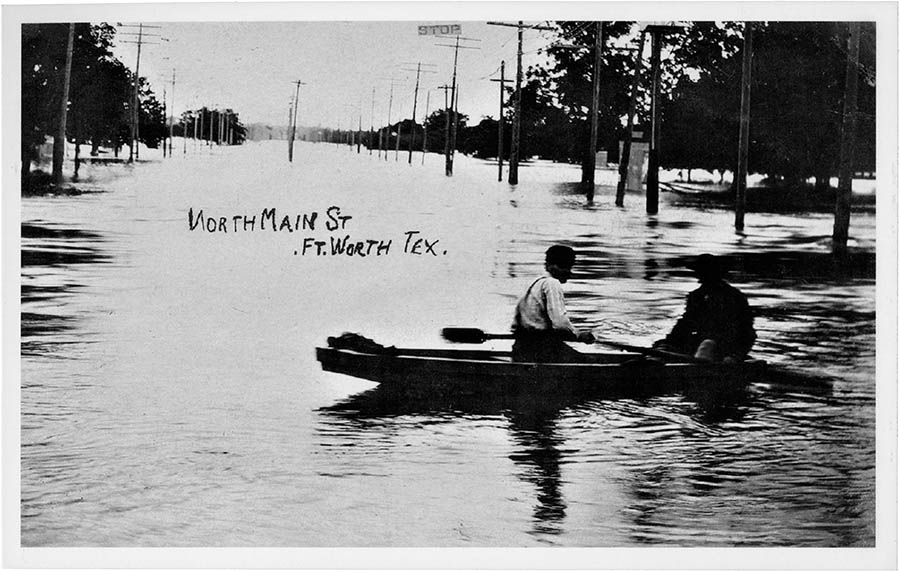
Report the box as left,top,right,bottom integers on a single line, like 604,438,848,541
20,140,876,547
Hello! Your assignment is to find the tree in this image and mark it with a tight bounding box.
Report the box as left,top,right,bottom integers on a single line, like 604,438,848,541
457,117,500,159
21,22,169,184
661,21,876,186
422,109,468,156
21,24,70,177
534,22,635,176
67,24,131,165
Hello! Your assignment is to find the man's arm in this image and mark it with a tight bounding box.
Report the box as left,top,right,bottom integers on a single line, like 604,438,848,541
658,291,699,350
542,280,593,342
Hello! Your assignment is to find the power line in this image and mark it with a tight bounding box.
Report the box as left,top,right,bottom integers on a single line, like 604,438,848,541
487,21,554,185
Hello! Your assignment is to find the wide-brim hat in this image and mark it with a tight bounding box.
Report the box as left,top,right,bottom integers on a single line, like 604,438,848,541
686,253,727,279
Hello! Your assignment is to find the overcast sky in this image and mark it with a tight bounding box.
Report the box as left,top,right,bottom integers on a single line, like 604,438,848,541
110,20,558,128
13,1,889,130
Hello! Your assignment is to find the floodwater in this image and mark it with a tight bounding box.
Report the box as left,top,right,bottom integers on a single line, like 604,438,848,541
20,140,877,547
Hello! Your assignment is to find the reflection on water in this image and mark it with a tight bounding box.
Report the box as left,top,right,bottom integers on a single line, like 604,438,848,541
20,144,877,547
316,375,844,545
507,410,567,536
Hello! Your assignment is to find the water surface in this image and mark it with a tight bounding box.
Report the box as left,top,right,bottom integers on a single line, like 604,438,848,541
20,141,876,547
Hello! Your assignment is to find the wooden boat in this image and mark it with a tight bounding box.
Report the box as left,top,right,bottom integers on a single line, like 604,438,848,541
315,334,824,400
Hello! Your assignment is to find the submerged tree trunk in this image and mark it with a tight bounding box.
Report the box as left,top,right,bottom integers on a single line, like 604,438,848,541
73,141,81,180
22,146,32,181
833,22,860,255
52,24,75,187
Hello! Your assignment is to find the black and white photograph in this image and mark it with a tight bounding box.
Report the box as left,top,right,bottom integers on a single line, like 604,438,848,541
2,1,897,568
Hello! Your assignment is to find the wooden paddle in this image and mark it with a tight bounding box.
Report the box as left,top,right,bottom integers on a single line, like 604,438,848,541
440,327,699,363
441,327,515,343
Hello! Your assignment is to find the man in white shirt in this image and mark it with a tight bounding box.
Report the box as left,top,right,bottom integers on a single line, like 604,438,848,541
511,245,595,362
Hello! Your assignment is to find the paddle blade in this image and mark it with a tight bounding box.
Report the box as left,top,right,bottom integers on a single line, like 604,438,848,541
441,327,488,344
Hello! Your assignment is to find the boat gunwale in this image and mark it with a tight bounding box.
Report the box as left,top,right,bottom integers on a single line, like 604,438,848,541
315,346,767,373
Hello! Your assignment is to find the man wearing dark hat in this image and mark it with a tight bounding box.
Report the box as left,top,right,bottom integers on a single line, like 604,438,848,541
511,244,595,362
654,254,756,362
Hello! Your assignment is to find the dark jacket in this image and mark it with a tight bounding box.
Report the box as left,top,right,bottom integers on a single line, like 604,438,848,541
663,279,756,359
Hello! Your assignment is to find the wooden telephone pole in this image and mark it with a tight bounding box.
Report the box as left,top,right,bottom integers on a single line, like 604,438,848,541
52,23,75,186
422,89,431,164
616,32,647,207
289,79,306,162
643,22,683,214
833,22,861,254
385,79,395,161
490,60,511,181
402,62,437,164
437,83,452,170
584,21,605,203
119,23,164,162
379,75,404,161
735,22,754,231
169,70,176,156
357,96,363,154
436,34,480,176
369,87,376,155
488,21,554,185
131,25,143,161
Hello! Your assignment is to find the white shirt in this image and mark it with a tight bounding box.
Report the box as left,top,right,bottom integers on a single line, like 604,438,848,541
512,275,578,336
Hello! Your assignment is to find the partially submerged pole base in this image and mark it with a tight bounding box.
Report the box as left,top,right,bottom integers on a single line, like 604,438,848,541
646,149,659,214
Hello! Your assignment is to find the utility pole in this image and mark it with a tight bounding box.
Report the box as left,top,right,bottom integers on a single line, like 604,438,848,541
348,105,357,151
385,80,395,161
643,22,683,214
287,100,293,156
169,69,176,156
402,62,437,164
488,21,554,185
132,24,143,161
408,63,422,164
511,23,522,184
452,84,461,167
616,32,646,207
369,87,376,155
119,23,164,162
490,60,510,181
444,36,460,176
394,108,403,160
834,21,861,254
647,32,662,214
129,24,143,162
422,89,431,164
52,23,74,186
735,22,754,231
378,76,404,160
438,83,452,172
584,21,605,203
357,97,363,153
436,34,480,176
289,79,306,162
162,85,167,157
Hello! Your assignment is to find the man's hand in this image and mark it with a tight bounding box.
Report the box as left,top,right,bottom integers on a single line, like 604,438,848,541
576,331,595,344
